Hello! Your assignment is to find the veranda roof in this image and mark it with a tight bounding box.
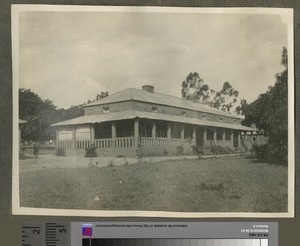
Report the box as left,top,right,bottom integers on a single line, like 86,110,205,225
52,110,255,131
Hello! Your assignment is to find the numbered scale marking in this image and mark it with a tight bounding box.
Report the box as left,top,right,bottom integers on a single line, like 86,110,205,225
22,223,70,246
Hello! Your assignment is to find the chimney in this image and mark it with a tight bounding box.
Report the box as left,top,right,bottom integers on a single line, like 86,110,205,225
142,85,154,93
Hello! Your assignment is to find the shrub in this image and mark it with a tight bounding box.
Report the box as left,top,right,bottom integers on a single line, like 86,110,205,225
192,146,203,158
55,147,65,156
176,145,184,155
202,145,234,155
85,144,97,157
210,145,226,155
252,143,287,165
224,146,234,154
136,147,144,160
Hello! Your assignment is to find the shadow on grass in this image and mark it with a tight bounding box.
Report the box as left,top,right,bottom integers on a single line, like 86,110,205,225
243,154,287,166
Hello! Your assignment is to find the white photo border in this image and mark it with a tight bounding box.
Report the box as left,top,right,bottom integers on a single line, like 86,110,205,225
12,4,295,218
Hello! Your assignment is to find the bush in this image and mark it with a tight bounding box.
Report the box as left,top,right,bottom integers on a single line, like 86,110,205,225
224,146,235,154
252,143,287,165
176,145,184,155
192,146,203,158
136,147,145,160
202,145,235,155
55,147,65,156
85,144,97,157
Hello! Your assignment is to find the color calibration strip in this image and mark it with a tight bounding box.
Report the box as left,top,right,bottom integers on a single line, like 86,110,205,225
82,239,268,246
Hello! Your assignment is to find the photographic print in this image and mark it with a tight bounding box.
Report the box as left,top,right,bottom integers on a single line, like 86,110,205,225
12,5,294,217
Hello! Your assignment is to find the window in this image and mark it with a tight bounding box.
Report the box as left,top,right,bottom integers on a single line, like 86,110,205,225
182,111,186,116
219,117,223,123
234,119,237,124
151,106,157,112
102,107,109,113
203,113,207,120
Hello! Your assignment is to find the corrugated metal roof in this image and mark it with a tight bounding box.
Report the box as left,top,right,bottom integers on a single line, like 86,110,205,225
84,88,243,119
52,109,255,131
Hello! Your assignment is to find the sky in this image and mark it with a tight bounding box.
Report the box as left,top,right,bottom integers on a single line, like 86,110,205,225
18,9,288,109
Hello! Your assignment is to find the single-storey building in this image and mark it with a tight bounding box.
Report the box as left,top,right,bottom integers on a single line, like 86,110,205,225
52,85,257,156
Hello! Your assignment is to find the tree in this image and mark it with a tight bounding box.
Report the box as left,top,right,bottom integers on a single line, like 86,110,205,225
181,72,214,104
19,89,84,142
234,99,248,115
96,91,109,100
242,47,288,164
19,89,57,142
212,81,239,112
52,105,84,124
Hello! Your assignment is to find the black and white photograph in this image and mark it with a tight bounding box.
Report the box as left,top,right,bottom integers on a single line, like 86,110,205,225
12,5,294,217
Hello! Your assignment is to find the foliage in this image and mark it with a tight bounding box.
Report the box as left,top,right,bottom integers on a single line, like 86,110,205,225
55,147,66,157
241,48,288,164
19,89,57,142
203,145,235,155
251,143,287,164
176,145,184,155
85,144,98,157
181,72,214,104
235,99,248,115
52,106,84,124
212,81,239,112
192,146,204,158
19,88,84,142
136,146,145,160
96,91,109,100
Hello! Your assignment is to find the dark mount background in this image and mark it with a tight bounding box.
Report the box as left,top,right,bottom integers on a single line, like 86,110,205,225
0,0,299,245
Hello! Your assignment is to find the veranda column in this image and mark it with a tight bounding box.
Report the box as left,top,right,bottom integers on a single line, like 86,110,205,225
167,122,171,146
222,128,226,145
112,122,116,148
231,129,234,148
152,121,156,146
55,128,59,148
72,127,76,150
203,126,207,147
180,124,184,141
134,118,139,148
213,127,217,144
90,124,95,142
238,130,241,148
192,126,196,146
250,131,253,143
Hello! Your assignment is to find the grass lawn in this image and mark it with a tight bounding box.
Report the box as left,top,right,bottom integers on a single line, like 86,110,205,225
19,156,288,212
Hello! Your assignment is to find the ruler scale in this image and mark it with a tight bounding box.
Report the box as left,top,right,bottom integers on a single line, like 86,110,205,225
22,223,70,246
22,223,44,246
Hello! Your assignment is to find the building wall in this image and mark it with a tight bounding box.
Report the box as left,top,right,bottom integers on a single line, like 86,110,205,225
84,101,132,115
132,101,241,125
58,125,91,140
58,126,73,140
76,125,91,140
